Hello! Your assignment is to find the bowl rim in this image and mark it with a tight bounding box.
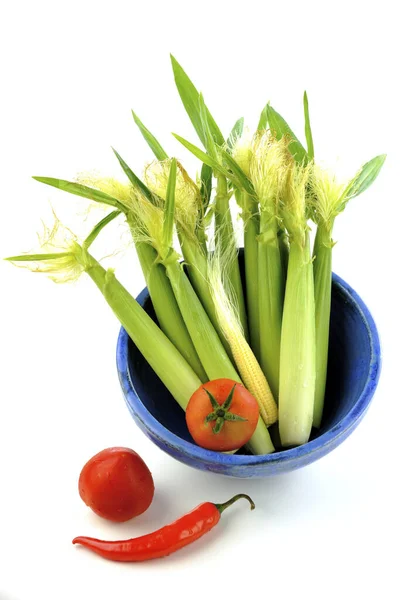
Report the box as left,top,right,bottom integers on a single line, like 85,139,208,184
116,273,381,465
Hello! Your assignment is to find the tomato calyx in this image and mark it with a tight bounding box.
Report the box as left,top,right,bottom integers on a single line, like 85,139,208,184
203,383,248,434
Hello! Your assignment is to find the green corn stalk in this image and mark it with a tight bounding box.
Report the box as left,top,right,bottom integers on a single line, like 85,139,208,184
238,190,261,362
311,154,386,427
7,210,275,455
32,174,206,381
249,133,288,401
6,216,202,409
279,162,316,447
170,56,249,340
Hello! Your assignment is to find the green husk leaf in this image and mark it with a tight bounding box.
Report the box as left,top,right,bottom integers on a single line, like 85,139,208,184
170,55,225,148
177,230,233,358
258,104,268,131
131,110,169,160
172,133,238,184
200,162,213,213
213,176,249,341
162,158,177,250
83,210,121,249
87,262,202,411
341,154,386,204
199,93,219,161
242,195,261,361
303,92,314,160
6,252,71,262
134,240,207,383
173,133,253,196
267,105,308,163
258,214,284,401
32,177,128,213
165,260,240,382
279,232,315,446
173,133,218,168
221,150,255,195
112,148,155,203
225,117,244,193
227,118,244,151
312,224,332,428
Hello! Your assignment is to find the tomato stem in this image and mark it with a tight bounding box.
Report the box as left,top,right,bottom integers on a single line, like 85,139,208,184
214,493,255,514
203,384,247,434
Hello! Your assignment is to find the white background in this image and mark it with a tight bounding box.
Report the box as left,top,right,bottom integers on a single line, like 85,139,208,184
1,1,399,599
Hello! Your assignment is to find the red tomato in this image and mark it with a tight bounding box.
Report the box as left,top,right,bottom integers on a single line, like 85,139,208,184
78,447,154,522
185,379,259,451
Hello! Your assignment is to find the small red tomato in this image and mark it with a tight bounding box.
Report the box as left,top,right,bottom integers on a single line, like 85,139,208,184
185,379,259,451
78,447,154,522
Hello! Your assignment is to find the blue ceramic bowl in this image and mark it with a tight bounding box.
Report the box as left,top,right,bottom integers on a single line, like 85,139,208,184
116,258,381,478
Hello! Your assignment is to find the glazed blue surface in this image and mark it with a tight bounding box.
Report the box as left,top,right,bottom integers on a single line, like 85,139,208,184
116,266,381,478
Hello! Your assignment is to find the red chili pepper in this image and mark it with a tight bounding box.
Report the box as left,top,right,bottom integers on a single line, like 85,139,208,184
73,493,255,562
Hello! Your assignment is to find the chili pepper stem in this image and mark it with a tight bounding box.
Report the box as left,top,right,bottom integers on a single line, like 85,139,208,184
214,493,255,514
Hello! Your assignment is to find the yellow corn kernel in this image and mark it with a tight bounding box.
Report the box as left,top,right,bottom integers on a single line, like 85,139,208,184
208,245,278,427
225,327,278,426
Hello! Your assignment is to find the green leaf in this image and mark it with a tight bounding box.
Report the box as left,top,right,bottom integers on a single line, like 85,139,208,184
162,158,177,249
200,163,213,212
267,105,308,163
172,133,241,188
199,93,219,161
32,177,128,213
258,104,268,131
221,150,254,195
226,117,244,151
131,110,169,161
303,92,314,160
6,252,71,262
173,133,222,171
83,210,121,249
112,148,155,203
342,154,386,203
170,55,225,148
225,117,245,193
